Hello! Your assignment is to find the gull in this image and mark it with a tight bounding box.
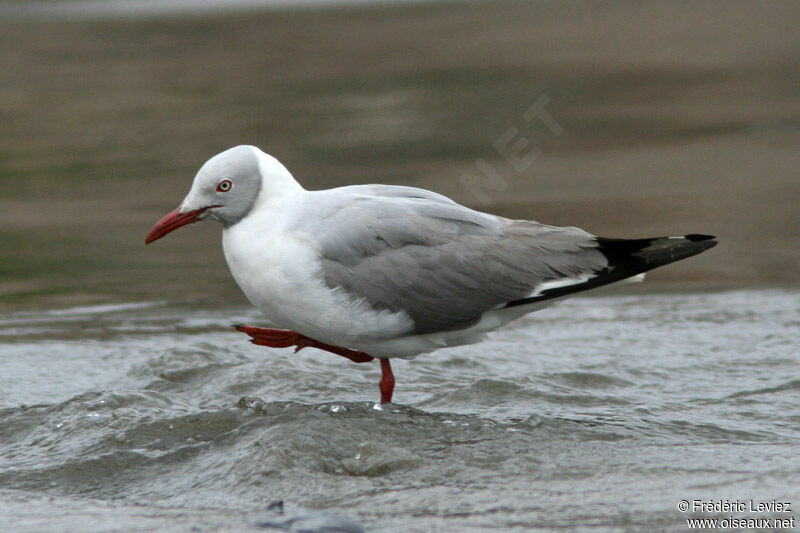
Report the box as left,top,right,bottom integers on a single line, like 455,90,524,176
145,145,717,403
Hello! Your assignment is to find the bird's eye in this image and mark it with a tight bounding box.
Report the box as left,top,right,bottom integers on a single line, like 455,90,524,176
216,179,233,192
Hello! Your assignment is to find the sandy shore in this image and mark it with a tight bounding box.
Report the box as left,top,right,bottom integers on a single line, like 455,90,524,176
1,0,798,309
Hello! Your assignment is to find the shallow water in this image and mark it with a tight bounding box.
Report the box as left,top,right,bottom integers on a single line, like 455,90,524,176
1,0,799,313
1,0,799,530
1,290,798,531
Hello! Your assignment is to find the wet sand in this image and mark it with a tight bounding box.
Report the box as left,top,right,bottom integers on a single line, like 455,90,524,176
0,0,799,310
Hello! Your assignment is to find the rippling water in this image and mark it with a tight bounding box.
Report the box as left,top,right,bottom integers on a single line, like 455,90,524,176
1,290,798,531
1,1,798,529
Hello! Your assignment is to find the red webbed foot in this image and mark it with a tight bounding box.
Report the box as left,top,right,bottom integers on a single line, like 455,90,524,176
233,324,394,402
233,325,308,351
233,324,375,364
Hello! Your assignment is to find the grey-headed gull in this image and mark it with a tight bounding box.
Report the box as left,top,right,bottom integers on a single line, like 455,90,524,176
146,145,717,403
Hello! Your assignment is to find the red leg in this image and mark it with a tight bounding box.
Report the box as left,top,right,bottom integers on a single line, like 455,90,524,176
233,324,374,363
379,359,395,404
234,324,397,403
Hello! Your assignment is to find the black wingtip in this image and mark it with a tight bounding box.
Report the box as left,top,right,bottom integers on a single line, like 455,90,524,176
503,232,717,310
685,233,716,242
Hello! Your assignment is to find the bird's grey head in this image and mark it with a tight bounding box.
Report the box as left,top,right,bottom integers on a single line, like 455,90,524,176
180,145,264,228
145,145,302,244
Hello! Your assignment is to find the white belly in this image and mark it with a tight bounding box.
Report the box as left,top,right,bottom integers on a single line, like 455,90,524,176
221,207,557,359
222,211,413,349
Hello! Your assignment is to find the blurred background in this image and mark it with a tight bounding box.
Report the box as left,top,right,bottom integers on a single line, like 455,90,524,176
1,3,799,532
0,0,798,311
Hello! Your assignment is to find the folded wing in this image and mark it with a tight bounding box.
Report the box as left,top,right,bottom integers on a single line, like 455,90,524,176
296,186,610,334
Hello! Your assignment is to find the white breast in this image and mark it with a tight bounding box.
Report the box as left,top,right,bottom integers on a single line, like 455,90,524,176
221,199,413,349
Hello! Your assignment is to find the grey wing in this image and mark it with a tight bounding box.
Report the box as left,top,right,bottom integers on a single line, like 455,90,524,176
298,185,607,334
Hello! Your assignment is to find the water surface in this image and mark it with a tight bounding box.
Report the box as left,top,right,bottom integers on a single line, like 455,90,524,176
1,1,799,530
1,291,798,531
1,0,799,311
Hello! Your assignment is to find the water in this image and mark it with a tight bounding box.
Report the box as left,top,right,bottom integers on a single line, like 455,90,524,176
1,0,447,20
1,0,799,313
1,290,798,531
1,0,799,530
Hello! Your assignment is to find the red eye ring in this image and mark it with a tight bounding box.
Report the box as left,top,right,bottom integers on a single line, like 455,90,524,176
216,179,233,192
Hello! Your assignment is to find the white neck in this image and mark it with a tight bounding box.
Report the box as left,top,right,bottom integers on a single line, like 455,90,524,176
253,149,305,209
